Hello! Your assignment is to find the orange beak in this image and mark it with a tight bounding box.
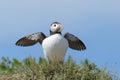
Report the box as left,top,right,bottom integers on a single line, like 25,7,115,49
58,25,63,32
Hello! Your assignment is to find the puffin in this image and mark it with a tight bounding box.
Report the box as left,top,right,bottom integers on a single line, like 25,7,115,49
15,22,86,63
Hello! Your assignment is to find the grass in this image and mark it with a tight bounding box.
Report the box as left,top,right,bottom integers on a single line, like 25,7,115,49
0,56,119,80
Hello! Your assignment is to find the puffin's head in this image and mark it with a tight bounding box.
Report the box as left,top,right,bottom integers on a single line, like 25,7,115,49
50,22,63,35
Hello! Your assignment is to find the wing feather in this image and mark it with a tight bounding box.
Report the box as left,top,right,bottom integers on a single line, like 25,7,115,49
16,32,46,47
64,32,86,50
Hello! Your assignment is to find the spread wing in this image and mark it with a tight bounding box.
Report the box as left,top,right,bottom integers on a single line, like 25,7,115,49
64,32,86,50
15,32,46,46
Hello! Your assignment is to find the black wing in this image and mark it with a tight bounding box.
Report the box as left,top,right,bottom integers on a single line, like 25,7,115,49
16,32,46,47
64,32,86,50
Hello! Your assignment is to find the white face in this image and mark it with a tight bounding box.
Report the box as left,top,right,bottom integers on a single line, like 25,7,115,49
50,23,63,33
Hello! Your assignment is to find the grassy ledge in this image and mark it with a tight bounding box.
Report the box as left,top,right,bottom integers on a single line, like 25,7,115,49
0,56,119,80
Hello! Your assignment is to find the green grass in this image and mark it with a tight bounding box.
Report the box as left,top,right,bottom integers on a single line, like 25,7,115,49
0,56,119,80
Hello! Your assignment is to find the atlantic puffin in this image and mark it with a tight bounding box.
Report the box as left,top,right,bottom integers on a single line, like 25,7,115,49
16,22,86,63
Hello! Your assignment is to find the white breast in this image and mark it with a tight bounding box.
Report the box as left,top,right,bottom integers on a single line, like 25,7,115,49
42,34,69,63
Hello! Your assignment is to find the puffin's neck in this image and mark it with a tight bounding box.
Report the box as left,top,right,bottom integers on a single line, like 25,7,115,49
50,30,62,35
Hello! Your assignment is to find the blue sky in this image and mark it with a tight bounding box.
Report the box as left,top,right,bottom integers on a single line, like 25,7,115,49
0,0,120,76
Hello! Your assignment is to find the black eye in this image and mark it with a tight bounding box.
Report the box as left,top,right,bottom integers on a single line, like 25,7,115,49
54,24,56,27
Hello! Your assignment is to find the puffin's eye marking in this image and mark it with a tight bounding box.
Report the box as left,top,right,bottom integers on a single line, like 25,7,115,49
54,24,56,27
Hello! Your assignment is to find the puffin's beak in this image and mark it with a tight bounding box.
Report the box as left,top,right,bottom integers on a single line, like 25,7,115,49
58,25,63,32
